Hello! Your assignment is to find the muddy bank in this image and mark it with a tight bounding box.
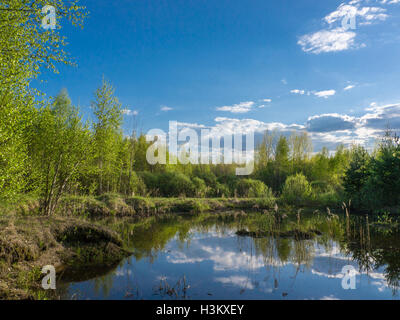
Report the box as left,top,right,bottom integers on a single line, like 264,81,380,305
0,215,130,300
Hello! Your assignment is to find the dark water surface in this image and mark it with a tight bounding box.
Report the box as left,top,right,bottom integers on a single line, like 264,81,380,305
56,211,400,300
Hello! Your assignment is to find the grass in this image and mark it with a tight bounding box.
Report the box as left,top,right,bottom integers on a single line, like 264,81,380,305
0,215,130,299
0,194,40,216
0,191,349,219
41,194,277,217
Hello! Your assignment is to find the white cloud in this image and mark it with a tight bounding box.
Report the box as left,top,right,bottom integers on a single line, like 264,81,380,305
174,100,400,152
381,0,400,4
298,0,398,54
298,28,357,54
314,90,336,98
214,276,255,290
344,85,356,91
257,99,272,109
380,0,400,4
360,102,400,129
161,106,173,112
122,109,138,116
324,4,388,26
291,89,305,95
216,101,255,114
177,121,206,129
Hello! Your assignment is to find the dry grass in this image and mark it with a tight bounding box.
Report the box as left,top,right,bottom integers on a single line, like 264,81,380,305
0,215,130,300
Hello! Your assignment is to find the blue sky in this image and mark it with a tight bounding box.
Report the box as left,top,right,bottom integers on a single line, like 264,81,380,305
35,0,400,151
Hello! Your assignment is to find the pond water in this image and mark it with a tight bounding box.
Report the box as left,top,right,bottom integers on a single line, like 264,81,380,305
56,211,400,300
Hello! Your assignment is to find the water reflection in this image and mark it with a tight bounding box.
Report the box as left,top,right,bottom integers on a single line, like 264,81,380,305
57,211,400,300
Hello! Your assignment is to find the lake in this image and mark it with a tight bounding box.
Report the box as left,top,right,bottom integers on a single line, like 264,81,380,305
55,211,400,300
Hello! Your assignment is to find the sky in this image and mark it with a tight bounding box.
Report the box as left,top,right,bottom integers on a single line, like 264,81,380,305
35,0,400,152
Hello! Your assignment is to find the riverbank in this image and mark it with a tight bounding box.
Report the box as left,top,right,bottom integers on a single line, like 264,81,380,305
0,195,276,299
1,194,281,217
0,215,130,299
0,194,347,300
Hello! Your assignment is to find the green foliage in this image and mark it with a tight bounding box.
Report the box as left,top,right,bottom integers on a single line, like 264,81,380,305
254,132,351,208
0,94,34,200
192,177,208,197
236,179,272,198
343,146,371,208
281,173,312,205
0,1,86,89
139,172,196,197
312,186,342,208
377,211,393,225
192,166,217,186
0,1,87,201
367,134,400,208
343,132,400,211
212,182,231,198
92,78,124,194
0,0,398,216
159,172,195,197
275,136,290,163
28,89,92,215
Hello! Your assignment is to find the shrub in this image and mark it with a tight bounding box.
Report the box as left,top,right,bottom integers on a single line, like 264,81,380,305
281,173,312,205
139,171,160,196
211,182,231,198
192,177,208,197
193,169,217,186
343,146,371,208
158,172,195,197
217,174,240,191
236,179,272,198
128,171,147,196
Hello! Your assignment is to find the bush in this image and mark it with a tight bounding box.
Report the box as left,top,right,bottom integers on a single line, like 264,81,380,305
128,172,146,196
236,179,272,198
139,171,160,196
192,168,217,186
158,172,195,197
217,174,239,191
281,173,312,205
192,177,208,197
343,146,371,208
343,135,400,211
211,182,231,198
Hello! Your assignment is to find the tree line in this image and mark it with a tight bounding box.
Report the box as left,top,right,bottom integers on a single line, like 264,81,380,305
3,80,400,214
1,0,399,215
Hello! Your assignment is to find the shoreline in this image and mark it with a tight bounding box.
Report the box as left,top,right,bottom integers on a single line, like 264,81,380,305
0,194,375,300
2,193,348,218
0,215,131,300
